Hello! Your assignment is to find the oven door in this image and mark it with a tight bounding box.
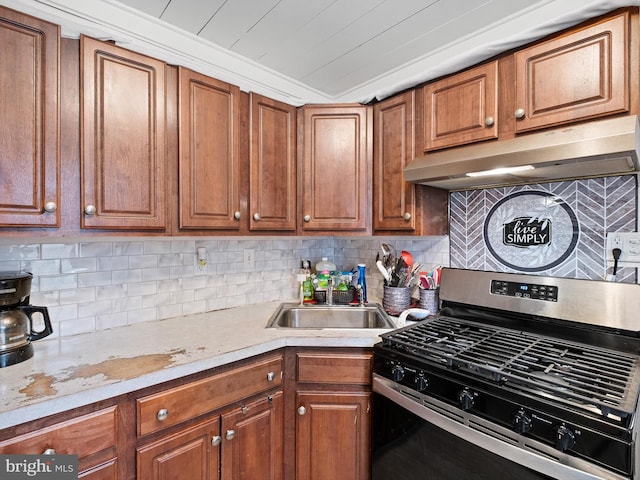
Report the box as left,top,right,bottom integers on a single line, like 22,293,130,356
372,375,626,480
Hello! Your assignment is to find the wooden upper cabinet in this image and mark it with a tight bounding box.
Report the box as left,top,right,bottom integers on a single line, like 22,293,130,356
373,91,417,232
298,104,372,233
422,61,498,152
249,93,296,231
0,7,59,227
514,10,630,132
178,67,240,230
80,35,167,230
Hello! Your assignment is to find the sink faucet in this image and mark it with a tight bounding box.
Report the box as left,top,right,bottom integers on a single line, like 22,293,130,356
356,284,365,307
327,276,334,305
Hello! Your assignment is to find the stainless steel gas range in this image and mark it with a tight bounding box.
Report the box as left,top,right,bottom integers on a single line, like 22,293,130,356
372,268,640,480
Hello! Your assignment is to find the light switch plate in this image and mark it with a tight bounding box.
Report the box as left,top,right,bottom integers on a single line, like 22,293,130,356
244,249,255,269
606,232,640,265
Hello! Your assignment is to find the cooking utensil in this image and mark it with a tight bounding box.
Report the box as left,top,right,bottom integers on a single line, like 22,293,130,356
432,266,442,287
381,243,396,268
376,260,390,284
401,250,413,268
390,257,406,287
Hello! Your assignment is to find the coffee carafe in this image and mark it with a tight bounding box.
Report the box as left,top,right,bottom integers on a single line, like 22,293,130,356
0,272,53,367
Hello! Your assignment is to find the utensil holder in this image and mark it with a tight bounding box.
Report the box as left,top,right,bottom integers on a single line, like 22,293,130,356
419,288,439,315
383,286,411,316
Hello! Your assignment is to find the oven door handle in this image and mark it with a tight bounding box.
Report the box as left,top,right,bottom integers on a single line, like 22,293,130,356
372,374,626,480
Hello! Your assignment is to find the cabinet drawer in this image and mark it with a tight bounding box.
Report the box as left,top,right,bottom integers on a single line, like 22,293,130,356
297,352,372,385
0,407,117,472
137,355,283,436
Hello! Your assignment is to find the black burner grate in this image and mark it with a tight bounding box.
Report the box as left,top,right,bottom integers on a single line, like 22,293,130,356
381,317,640,421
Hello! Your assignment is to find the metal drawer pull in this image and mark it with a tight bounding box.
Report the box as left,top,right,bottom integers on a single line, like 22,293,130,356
403,212,411,221
44,201,57,213
514,108,526,119
226,429,235,440
234,211,241,220
297,406,306,416
212,435,222,446
84,205,96,216
484,116,494,126
267,371,275,382
43,448,56,455
156,408,169,421
303,215,311,222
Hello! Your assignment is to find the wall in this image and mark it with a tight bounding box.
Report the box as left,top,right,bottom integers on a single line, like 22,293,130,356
0,236,449,338
449,175,638,281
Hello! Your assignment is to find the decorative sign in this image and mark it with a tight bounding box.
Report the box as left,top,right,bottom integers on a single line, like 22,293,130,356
483,191,579,272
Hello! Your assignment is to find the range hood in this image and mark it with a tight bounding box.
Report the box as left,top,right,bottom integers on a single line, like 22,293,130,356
403,116,640,190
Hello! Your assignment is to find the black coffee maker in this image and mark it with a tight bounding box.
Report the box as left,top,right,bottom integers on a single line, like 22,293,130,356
0,271,53,367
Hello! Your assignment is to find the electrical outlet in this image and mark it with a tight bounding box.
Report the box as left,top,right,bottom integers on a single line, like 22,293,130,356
243,249,255,269
606,232,640,265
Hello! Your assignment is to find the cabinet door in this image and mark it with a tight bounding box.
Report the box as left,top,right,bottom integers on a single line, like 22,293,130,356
295,391,370,480
373,91,417,232
422,61,498,151
249,93,296,231
137,417,221,480
80,35,166,229
299,105,371,232
221,392,283,480
179,66,240,230
514,10,629,132
0,7,59,227
0,407,118,476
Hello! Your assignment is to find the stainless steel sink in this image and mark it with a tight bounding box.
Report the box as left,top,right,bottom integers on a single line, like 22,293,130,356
266,302,396,329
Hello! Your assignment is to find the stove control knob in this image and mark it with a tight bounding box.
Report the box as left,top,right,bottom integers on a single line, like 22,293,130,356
513,410,532,434
414,373,429,392
554,425,576,452
458,388,475,411
391,364,405,382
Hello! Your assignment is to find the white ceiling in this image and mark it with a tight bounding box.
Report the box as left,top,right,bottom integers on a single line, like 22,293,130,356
2,0,639,105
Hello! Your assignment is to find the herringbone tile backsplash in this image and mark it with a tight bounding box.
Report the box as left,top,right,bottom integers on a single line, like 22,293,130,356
449,175,638,282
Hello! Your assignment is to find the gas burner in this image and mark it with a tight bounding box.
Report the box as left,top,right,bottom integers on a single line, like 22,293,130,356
381,316,640,425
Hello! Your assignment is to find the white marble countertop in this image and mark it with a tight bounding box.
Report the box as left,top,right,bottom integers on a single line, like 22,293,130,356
0,301,397,430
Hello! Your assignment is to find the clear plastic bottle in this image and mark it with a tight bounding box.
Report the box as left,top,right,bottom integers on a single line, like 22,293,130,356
315,257,336,289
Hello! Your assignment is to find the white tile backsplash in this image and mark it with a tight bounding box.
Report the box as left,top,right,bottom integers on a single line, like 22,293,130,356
0,235,449,338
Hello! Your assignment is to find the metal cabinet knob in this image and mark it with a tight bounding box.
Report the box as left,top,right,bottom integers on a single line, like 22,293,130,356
211,435,222,446
253,213,261,221
297,406,306,416
303,215,311,222
43,448,56,455
43,201,57,213
267,371,275,382
226,429,235,440
484,116,495,127
234,211,241,220
84,204,96,216
514,108,526,119
156,408,169,421
403,212,411,221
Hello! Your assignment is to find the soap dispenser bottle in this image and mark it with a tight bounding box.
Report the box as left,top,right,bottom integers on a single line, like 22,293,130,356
357,264,367,303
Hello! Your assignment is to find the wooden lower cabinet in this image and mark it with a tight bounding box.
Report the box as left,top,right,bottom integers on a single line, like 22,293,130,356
295,391,371,480
137,417,220,480
221,391,284,480
0,406,121,479
137,392,283,480
285,348,373,480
